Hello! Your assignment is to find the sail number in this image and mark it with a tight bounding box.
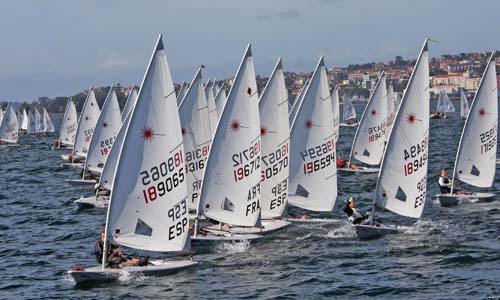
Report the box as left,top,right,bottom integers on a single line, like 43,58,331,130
480,126,496,154
261,143,289,181
300,139,334,161
100,137,114,156
233,141,261,182
304,153,335,174
403,135,428,176
185,145,209,173
141,150,185,204
269,179,288,210
84,128,94,142
167,199,188,241
368,124,386,142
414,176,427,208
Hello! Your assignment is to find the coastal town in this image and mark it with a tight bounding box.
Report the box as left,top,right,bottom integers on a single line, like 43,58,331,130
3,50,500,113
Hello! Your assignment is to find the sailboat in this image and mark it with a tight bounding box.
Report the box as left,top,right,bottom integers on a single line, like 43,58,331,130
257,57,291,231
352,39,430,240
34,107,42,134
122,87,138,118
17,110,22,131
432,90,449,119
63,87,101,166
67,86,122,187
338,72,387,174
178,68,212,211
20,109,28,132
42,108,55,134
68,35,197,284
340,93,358,127
0,108,3,125
386,83,396,128
287,56,337,221
176,81,189,106
192,44,263,243
205,79,218,136
436,54,497,206
331,87,340,143
460,89,470,121
0,104,19,148
214,83,227,119
55,99,78,149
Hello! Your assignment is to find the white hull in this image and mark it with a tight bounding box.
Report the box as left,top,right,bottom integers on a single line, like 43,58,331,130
337,167,379,174
354,223,402,240
68,259,197,285
75,195,109,208
286,217,338,224
435,192,496,206
60,163,84,170
61,154,84,162
66,179,97,187
204,219,290,235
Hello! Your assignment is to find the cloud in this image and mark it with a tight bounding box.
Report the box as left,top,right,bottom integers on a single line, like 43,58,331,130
258,9,301,21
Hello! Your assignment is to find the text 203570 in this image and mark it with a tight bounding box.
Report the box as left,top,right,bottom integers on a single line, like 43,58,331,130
403,135,428,176
480,126,496,154
261,143,288,181
168,199,188,241
140,150,185,204
233,141,261,182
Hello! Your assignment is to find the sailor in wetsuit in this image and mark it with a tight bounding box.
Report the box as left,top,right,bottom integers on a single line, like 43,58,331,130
438,168,465,194
94,229,148,268
343,197,367,225
337,153,359,169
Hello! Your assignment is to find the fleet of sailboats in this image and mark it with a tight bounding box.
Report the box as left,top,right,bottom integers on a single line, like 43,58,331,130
2,35,497,285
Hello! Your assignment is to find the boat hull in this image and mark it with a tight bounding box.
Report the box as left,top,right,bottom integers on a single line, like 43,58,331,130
354,223,402,240
436,192,496,206
68,259,198,285
66,179,97,187
75,195,109,208
337,167,379,174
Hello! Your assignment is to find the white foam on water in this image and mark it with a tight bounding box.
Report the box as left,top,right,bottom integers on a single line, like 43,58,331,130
326,223,356,239
217,240,251,253
295,233,312,240
118,270,147,283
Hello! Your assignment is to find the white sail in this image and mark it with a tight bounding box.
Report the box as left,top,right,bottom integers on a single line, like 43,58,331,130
205,79,218,136
73,88,101,159
198,44,261,227
85,86,122,174
21,109,28,130
436,90,447,113
331,87,340,143
460,89,470,120
342,94,356,122
0,109,3,124
387,84,396,127
17,111,21,130
453,54,497,188
179,68,212,211
288,56,337,212
289,79,309,125
59,99,78,146
106,35,189,252
374,39,429,219
444,91,455,113
0,104,19,143
349,73,388,166
259,58,290,219
34,108,42,133
214,84,227,119
176,82,188,106
122,88,138,119
27,110,36,134
42,108,55,133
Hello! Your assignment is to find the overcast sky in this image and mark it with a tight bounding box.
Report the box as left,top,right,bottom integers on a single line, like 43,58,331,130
1,0,499,101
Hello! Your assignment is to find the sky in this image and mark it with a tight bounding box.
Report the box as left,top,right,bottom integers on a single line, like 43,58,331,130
1,0,499,102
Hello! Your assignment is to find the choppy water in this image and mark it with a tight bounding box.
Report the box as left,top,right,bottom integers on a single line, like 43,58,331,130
1,101,500,299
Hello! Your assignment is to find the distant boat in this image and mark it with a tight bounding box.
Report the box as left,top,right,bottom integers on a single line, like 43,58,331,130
34,107,42,134
42,108,55,134
68,35,197,284
20,109,28,131
0,108,3,125
460,89,470,121
0,104,19,147
340,93,358,127
331,87,340,143
288,56,337,216
352,39,430,240
56,99,78,149
436,53,497,206
386,83,396,128
339,72,387,174
69,87,101,164
27,110,36,135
